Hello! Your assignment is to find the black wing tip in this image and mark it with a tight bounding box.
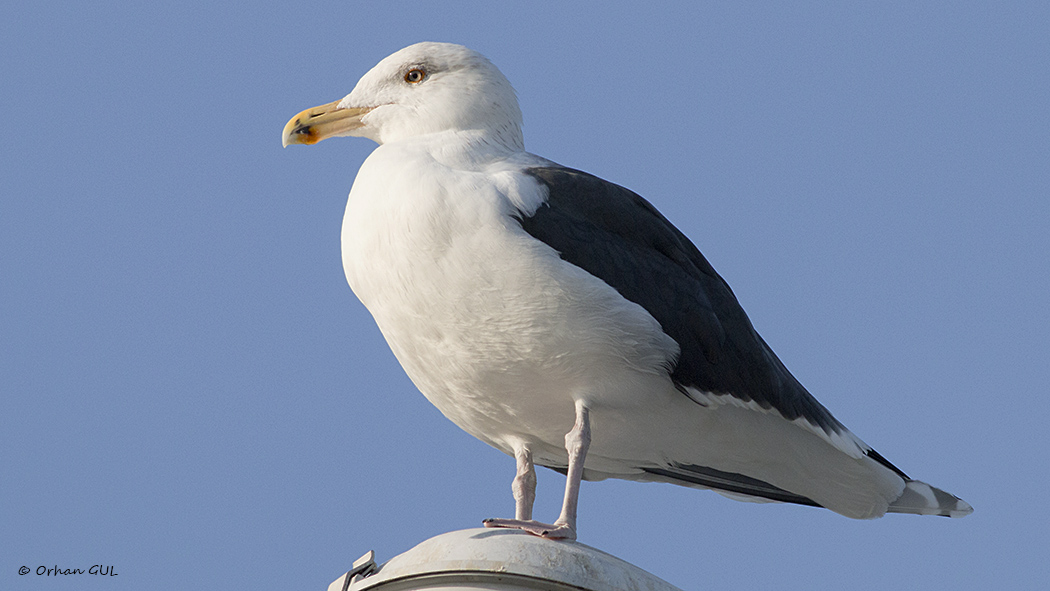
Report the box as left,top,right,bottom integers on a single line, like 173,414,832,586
643,464,823,508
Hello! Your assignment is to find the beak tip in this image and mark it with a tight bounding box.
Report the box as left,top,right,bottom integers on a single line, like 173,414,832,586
282,122,309,148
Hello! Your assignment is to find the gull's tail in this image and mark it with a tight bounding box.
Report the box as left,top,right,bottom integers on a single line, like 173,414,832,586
887,479,973,517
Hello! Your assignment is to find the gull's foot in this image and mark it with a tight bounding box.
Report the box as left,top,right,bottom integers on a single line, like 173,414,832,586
482,518,576,540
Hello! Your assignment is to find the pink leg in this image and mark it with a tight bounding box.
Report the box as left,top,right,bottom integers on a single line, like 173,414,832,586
484,402,590,540
512,445,536,521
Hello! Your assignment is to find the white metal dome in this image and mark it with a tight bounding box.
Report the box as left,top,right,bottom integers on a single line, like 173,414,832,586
328,528,682,591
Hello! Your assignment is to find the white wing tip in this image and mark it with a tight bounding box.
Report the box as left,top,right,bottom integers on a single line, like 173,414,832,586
888,479,973,518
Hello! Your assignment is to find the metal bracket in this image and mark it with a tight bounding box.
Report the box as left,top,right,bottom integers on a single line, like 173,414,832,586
337,550,377,591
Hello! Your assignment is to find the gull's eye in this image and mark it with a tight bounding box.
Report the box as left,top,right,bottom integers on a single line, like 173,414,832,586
404,68,426,84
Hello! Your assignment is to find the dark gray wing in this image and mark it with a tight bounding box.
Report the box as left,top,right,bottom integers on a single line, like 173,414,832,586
515,166,843,433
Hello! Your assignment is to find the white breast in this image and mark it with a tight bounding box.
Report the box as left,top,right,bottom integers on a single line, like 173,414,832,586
339,140,679,464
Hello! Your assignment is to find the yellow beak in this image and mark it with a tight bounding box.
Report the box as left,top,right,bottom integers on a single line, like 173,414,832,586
282,101,374,147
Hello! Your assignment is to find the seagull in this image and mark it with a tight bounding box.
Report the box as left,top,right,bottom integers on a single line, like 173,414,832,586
282,42,971,540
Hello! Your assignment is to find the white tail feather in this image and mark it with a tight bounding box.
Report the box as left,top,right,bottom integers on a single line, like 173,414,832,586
888,480,973,518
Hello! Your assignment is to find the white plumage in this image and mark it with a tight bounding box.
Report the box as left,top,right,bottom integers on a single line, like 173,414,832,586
283,42,971,539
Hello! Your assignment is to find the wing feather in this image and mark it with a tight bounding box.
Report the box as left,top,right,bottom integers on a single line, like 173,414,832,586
515,166,843,434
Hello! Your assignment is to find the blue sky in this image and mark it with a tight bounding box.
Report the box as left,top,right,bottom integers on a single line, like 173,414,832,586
3,2,1048,589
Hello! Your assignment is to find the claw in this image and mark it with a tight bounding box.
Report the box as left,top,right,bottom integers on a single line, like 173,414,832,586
483,518,577,541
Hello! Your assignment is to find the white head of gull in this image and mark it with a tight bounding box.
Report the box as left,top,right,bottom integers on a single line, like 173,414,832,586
283,42,971,540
